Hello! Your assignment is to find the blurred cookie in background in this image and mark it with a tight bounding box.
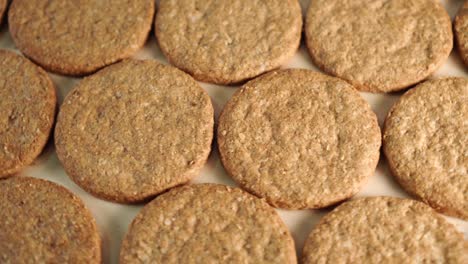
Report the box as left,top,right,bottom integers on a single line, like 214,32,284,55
305,0,452,92
0,50,56,178
0,176,101,263
8,0,155,75
155,0,302,85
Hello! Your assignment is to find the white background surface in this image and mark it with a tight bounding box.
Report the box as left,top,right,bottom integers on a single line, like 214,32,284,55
1,0,466,263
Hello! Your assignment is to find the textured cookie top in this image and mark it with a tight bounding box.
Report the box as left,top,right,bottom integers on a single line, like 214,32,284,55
0,50,56,178
155,0,302,84
305,0,452,92
0,177,101,263
455,1,468,67
218,70,381,209
383,78,468,220
55,60,214,203
302,197,467,263
120,184,296,264
8,0,154,75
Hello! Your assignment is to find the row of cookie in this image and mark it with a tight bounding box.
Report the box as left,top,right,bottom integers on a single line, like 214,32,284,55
1,50,466,221
1,177,465,263
1,0,466,92
218,71,467,220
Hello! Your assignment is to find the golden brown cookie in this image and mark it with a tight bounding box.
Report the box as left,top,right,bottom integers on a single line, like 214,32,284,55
218,69,381,209
302,197,467,263
383,78,468,220
305,0,452,93
55,59,214,203
120,184,296,263
0,0,6,23
155,0,302,85
0,176,101,263
8,0,155,76
0,50,56,179
455,1,468,67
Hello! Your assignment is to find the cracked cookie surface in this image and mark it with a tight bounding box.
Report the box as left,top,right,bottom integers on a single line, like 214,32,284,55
218,69,381,209
8,0,154,75
55,59,214,203
120,184,296,264
302,197,467,263
0,50,56,178
305,0,452,92
0,176,101,263
383,77,468,220
155,0,302,84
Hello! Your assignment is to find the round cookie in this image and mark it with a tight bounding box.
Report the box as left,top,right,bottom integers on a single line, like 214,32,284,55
302,197,467,263
0,176,101,263
155,0,302,85
55,59,214,203
383,78,468,220
455,1,468,67
217,69,381,209
305,0,452,93
0,0,6,23
120,184,296,264
0,50,56,179
8,0,155,76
